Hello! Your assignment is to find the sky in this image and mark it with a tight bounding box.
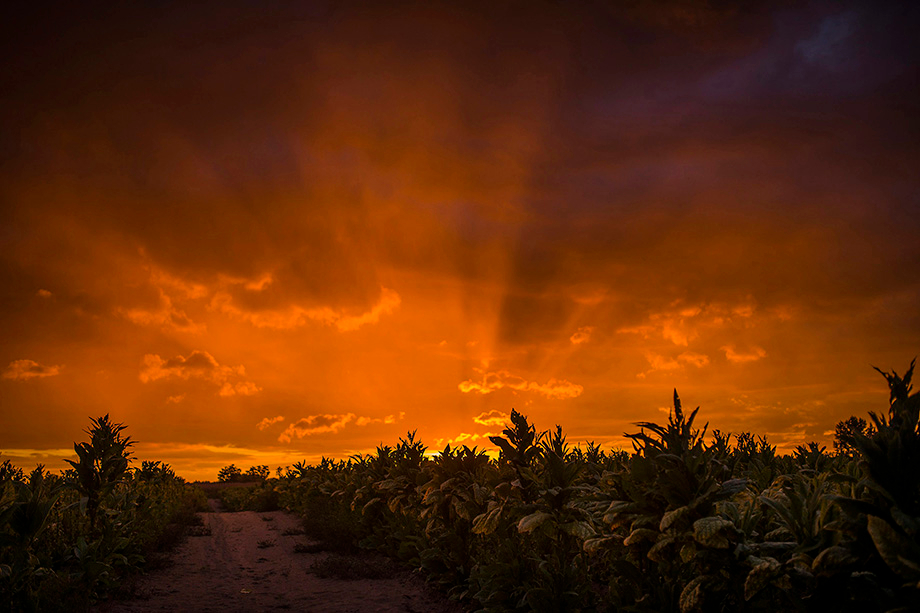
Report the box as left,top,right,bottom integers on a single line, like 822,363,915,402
1,0,918,481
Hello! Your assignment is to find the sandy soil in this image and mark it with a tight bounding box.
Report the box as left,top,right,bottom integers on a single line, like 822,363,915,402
96,500,466,613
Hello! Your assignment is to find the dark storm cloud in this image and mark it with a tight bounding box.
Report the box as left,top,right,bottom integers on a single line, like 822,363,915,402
3,0,917,317
491,1,920,341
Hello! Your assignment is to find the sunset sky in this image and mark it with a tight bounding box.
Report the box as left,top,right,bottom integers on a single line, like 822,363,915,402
2,1,918,481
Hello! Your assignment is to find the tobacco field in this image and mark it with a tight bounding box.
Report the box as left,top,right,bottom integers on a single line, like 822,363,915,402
0,416,206,611
3,360,920,612
246,360,920,612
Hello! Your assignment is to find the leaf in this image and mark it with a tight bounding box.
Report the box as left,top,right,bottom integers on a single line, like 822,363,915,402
624,528,659,546
679,576,704,613
603,501,634,527
721,478,749,496
867,514,920,579
764,527,794,541
454,501,472,521
692,516,736,549
648,535,677,562
660,506,691,532
744,557,781,601
518,511,552,533
583,536,618,554
488,436,515,457
680,542,697,563
472,505,502,535
811,546,856,574
890,506,920,535
560,521,595,539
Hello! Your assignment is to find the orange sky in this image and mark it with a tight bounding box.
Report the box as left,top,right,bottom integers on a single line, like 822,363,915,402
2,1,919,480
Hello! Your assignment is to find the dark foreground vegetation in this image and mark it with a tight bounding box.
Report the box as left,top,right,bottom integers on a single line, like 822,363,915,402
0,416,207,611
218,360,920,613
3,360,919,612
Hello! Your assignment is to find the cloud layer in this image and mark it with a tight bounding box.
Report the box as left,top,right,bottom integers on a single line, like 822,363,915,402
139,351,260,397
3,360,62,381
1,1,918,477
459,370,584,400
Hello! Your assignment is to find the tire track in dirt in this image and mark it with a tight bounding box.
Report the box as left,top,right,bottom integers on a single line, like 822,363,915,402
96,500,465,613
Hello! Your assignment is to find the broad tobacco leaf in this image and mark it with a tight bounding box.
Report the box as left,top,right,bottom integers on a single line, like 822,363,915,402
692,516,736,549
744,556,781,601
518,511,552,533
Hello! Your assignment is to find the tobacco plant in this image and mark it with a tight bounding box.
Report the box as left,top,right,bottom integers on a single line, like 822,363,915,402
1,417,203,611
240,359,920,613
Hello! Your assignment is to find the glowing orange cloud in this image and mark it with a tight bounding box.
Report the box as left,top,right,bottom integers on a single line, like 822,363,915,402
278,414,356,442
722,345,767,364
570,326,595,345
473,410,510,427
120,290,203,334
618,302,757,347
139,351,260,397
638,351,710,379
3,360,62,381
356,412,405,426
434,432,492,449
256,416,285,430
459,370,583,400
210,286,401,331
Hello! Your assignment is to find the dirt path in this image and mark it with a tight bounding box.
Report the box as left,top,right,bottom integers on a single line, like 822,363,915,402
97,500,465,613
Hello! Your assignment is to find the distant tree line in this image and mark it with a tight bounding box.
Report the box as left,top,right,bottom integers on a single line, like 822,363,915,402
216,464,270,483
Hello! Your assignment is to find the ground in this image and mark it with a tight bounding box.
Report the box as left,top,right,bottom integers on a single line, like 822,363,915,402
95,500,466,613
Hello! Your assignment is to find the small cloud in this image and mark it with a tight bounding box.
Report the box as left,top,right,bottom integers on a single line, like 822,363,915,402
120,289,204,334
256,415,285,430
473,410,509,427
2,359,62,381
148,266,209,300
334,288,402,332
459,370,583,400
732,304,755,318
36,289,52,298
722,345,767,364
355,412,405,426
211,286,401,332
216,272,275,292
638,351,710,378
278,413,356,442
570,326,595,345
618,301,758,347
678,352,710,368
219,381,263,397
244,274,273,291
434,432,487,449
139,350,259,397
140,350,223,382
570,285,607,306
166,394,186,404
